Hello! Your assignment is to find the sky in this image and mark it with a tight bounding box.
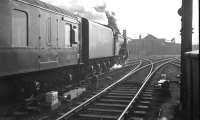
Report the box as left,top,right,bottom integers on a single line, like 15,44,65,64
41,0,199,44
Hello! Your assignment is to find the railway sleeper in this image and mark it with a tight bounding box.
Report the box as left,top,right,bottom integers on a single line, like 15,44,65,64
128,116,144,120
87,107,122,113
109,91,137,95
111,89,138,93
92,102,126,110
77,113,117,120
98,98,130,104
108,92,135,96
112,89,138,92
141,93,153,97
115,86,139,89
142,91,153,95
80,109,120,116
94,102,127,107
140,96,153,101
139,100,151,105
104,95,133,100
135,105,150,110
111,88,138,91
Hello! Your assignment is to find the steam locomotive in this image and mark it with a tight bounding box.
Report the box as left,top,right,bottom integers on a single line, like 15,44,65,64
0,0,127,100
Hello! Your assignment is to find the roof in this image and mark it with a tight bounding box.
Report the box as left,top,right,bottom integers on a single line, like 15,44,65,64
15,0,76,17
143,34,158,40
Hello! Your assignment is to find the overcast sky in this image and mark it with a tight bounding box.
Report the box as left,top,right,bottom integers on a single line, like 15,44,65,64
41,0,199,44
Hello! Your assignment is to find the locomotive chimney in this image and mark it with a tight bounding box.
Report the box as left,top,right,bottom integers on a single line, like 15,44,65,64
123,30,127,47
139,34,142,39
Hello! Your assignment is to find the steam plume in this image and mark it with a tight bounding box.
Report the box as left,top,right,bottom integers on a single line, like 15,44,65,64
40,0,108,24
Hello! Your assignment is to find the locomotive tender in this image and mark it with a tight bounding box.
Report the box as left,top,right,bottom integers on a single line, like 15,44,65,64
0,0,126,100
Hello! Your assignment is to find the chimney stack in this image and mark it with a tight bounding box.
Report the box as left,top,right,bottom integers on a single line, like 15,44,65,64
139,34,142,39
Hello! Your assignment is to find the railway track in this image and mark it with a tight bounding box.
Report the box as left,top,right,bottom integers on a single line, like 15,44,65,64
1,59,143,120
55,57,176,120
80,60,142,90
2,57,178,120
82,58,154,91
170,61,181,67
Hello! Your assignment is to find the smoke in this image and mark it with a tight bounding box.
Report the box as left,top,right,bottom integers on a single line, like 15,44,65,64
105,11,120,33
110,64,122,70
40,0,108,25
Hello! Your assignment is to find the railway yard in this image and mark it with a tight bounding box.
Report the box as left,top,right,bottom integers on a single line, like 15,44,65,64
0,56,181,120
0,0,198,120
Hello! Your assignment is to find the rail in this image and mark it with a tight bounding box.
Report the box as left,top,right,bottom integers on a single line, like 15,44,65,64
117,58,175,120
56,60,143,120
56,57,174,120
170,62,181,67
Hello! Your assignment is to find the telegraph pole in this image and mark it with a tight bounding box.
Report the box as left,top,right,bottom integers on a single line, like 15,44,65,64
123,30,127,48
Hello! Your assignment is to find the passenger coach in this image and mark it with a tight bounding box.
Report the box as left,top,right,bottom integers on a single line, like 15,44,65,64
0,0,126,101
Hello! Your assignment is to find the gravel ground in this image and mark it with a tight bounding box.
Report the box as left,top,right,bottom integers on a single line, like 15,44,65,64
1,63,181,120
158,64,181,120
1,65,136,120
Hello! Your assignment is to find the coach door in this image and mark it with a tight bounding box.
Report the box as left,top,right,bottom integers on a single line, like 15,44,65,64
38,11,58,70
57,16,80,66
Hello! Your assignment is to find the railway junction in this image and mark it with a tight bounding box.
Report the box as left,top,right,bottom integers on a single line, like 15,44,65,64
0,0,199,120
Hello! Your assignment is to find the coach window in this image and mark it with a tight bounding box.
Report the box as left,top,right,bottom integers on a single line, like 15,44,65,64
73,25,78,44
64,24,70,47
70,25,75,46
12,9,28,47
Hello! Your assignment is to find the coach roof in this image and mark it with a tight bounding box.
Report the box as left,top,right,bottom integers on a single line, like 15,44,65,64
15,0,76,17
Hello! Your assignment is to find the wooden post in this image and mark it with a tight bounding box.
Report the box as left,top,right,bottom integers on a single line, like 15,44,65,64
179,0,193,119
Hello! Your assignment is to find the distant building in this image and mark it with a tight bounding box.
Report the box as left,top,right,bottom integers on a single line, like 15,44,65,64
192,44,199,50
127,34,181,57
